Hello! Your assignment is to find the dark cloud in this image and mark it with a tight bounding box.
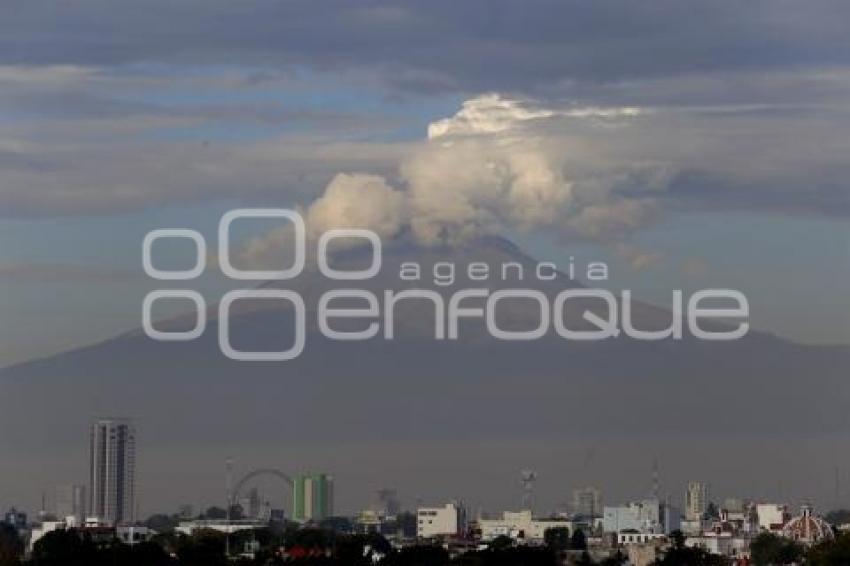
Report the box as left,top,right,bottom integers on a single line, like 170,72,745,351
1,1,848,92
0,1,847,220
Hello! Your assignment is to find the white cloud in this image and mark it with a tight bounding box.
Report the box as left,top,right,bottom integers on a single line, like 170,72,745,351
305,173,407,239
427,93,555,139
427,93,643,139
407,94,653,244
231,94,655,267
0,65,96,85
402,137,573,244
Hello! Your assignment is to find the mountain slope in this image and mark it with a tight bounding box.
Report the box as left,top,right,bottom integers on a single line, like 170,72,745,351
1,237,848,513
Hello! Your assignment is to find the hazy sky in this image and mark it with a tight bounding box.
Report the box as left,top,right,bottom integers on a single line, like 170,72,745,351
1,0,850,519
2,1,848,368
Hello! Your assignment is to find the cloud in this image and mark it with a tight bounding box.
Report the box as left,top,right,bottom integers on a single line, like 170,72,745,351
427,94,642,139
405,94,655,244
0,134,409,216
305,173,407,240
229,94,657,267
403,137,574,243
2,57,848,224
0,262,141,281
615,244,663,271
2,2,848,95
427,94,556,139
0,64,96,85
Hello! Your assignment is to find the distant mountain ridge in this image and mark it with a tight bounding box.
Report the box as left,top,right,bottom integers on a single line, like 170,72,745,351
1,236,848,512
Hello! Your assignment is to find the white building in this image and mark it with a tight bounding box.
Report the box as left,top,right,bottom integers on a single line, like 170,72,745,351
417,503,464,538
29,520,152,553
478,510,573,543
603,499,680,535
756,503,790,533
176,519,268,535
617,531,667,545
686,532,751,561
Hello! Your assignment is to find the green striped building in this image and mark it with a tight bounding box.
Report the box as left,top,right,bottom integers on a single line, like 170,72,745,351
292,473,334,522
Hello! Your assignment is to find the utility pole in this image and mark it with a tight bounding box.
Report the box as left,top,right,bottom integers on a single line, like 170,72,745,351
225,457,233,557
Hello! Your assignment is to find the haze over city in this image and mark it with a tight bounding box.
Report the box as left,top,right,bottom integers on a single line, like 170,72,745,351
1,4,849,565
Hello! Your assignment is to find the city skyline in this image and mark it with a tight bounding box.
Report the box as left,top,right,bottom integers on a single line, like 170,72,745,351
7,417,848,521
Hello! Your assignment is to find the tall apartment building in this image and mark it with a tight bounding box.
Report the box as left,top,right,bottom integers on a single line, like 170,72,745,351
89,419,136,525
292,473,334,522
685,481,708,521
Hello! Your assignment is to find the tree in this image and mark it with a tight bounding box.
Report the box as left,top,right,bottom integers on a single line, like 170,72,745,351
453,545,557,566
290,527,334,549
488,535,514,551
598,550,627,565
570,528,587,551
544,527,570,552
331,533,391,565
383,544,447,566
110,540,176,566
319,516,354,534
0,524,22,566
669,530,686,548
30,529,99,566
175,529,228,566
750,532,803,566
145,513,181,533
807,533,850,565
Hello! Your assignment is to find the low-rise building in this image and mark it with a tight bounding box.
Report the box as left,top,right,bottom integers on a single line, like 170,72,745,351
603,499,680,535
417,503,464,539
685,532,751,562
617,530,666,545
176,519,267,535
477,510,573,543
755,503,790,533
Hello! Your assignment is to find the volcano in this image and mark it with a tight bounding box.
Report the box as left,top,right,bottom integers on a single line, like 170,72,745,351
1,236,848,513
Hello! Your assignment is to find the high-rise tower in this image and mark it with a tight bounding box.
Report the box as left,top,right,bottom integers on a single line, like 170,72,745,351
89,419,136,525
292,473,334,522
685,481,708,521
